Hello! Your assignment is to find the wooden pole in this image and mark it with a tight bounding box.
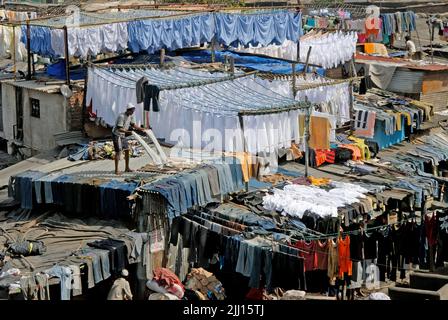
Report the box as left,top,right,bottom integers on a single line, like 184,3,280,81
238,114,249,192
81,63,89,133
26,20,31,80
211,37,216,63
160,49,165,66
303,46,312,76
229,56,234,75
63,26,70,86
292,63,297,98
12,25,16,81
304,99,311,178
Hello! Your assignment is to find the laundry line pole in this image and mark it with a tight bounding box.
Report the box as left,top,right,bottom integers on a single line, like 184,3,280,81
63,26,71,86
303,46,312,76
12,25,16,81
304,97,311,178
26,20,31,80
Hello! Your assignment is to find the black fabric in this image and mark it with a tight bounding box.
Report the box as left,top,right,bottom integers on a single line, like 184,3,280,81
363,231,377,260
436,211,448,267
347,224,363,261
182,218,192,248
377,228,390,282
270,252,306,292
170,217,181,246
8,240,46,256
335,147,353,162
143,84,160,112
365,140,379,158
203,229,220,261
87,238,127,274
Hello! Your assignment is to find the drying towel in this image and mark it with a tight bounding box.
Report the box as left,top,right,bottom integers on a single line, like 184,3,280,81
354,109,376,138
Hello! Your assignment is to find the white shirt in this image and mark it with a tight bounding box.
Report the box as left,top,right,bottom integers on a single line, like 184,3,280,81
112,112,136,137
406,40,416,55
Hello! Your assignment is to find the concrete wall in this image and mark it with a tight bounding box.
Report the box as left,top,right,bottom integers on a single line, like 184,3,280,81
0,83,68,154
0,83,17,147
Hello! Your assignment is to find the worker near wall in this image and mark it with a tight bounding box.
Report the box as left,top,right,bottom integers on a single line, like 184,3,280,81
405,35,417,60
107,269,133,300
112,103,146,175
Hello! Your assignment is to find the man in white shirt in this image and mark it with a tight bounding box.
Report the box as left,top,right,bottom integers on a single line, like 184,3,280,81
107,269,133,300
112,103,146,175
405,36,416,59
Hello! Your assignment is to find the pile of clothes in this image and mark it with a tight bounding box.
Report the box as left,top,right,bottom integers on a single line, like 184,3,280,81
184,268,226,300
146,267,185,300
68,140,144,161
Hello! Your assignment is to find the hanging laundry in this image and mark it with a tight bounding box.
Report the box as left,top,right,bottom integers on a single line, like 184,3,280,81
298,31,358,69
144,84,160,112
309,116,331,150
354,108,376,138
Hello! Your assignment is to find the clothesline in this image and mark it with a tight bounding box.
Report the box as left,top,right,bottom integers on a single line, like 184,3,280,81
13,10,200,29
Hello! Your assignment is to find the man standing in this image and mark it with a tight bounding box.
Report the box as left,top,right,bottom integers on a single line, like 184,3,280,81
112,103,146,175
107,269,133,300
405,35,417,59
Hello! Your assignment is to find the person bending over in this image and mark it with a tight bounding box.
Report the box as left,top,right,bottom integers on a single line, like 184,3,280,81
112,103,146,175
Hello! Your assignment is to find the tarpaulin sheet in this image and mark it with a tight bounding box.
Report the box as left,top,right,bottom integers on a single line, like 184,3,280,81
177,50,326,75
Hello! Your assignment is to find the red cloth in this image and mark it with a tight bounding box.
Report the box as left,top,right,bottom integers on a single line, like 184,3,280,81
316,240,329,270
245,288,264,300
323,149,336,164
315,150,327,167
294,240,317,272
153,268,184,290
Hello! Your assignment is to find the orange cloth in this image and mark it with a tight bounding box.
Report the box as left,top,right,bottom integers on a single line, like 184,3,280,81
338,236,352,278
339,144,362,161
310,117,331,150
225,152,252,183
364,43,388,56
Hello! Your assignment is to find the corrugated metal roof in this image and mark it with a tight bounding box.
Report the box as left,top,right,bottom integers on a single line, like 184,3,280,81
356,53,448,72
54,131,89,147
2,79,62,94
387,69,424,94
406,65,448,71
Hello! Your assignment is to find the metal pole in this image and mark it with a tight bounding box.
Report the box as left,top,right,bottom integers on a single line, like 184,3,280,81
63,26,71,86
304,99,311,178
26,20,31,80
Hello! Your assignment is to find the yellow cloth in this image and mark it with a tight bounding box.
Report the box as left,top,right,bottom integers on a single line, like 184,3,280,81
348,136,371,160
395,113,402,130
410,100,434,121
401,112,412,126
386,111,402,131
308,176,331,186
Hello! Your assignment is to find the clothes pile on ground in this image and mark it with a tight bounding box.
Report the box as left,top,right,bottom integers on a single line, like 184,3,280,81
184,268,226,300
146,267,184,300
67,140,144,161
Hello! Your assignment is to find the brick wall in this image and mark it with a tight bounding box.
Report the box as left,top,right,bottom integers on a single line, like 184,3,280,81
66,89,84,131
